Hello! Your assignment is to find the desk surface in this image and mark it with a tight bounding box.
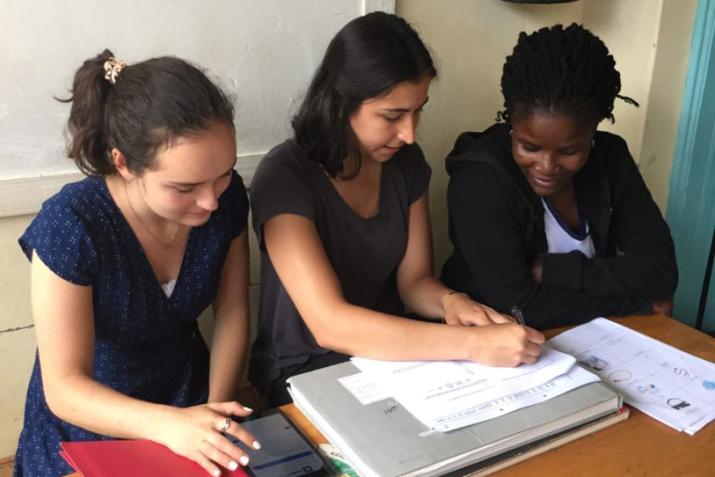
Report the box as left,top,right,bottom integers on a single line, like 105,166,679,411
282,315,715,477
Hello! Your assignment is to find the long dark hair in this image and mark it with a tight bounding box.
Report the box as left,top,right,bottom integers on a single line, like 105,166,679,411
498,23,638,124
60,49,234,176
292,12,436,178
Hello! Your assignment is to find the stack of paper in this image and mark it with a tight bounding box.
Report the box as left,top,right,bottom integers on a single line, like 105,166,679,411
287,361,625,477
351,346,598,432
549,318,715,435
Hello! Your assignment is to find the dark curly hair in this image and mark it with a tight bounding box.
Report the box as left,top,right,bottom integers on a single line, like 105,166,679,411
497,23,638,124
292,12,436,179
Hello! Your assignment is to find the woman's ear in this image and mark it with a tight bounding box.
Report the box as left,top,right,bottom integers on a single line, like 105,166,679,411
111,148,135,181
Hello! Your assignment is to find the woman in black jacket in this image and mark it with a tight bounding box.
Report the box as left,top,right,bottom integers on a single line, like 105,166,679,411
441,24,678,329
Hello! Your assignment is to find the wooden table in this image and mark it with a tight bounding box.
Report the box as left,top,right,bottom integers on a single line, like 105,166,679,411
282,315,715,477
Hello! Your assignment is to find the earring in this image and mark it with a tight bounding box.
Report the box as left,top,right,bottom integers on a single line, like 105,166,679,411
509,129,513,136
591,139,595,149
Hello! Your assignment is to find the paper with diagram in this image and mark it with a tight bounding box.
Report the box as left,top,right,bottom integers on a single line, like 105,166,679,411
548,317,715,434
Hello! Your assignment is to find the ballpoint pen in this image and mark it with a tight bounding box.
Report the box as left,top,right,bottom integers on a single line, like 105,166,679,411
510,305,526,327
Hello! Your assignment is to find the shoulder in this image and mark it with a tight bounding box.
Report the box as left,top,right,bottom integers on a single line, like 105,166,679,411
210,170,249,237
218,170,248,208
39,175,114,224
447,125,518,187
251,140,319,201
252,138,319,194
250,140,320,229
590,131,640,179
446,126,534,212
253,140,310,183
593,130,629,151
446,124,513,175
20,176,106,285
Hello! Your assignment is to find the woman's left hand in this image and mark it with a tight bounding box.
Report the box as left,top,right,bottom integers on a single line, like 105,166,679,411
442,292,513,326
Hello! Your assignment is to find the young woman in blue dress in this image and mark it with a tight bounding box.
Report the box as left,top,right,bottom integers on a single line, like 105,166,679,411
249,12,545,406
14,50,258,477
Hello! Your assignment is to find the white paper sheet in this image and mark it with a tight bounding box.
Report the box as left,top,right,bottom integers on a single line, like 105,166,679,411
351,346,590,431
548,317,715,434
338,372,390,405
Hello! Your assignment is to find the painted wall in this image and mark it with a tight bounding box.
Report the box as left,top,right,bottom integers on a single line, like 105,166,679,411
639,0,699,211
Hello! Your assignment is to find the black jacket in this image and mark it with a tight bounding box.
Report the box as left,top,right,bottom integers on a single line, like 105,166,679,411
441,123,678,329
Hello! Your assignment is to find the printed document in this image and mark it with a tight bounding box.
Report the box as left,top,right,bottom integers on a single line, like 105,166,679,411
549,318,715,434
351,347,597,432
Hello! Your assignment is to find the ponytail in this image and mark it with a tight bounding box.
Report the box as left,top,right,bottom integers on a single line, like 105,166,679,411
59,49,115,175
59,49,234,176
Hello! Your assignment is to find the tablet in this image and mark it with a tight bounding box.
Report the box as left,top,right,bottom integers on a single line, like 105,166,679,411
230,411,333,477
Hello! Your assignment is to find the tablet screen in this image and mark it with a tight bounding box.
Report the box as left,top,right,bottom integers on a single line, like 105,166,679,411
230,412,330,477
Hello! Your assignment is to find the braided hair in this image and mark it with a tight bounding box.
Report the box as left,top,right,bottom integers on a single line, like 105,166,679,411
497,23,638,124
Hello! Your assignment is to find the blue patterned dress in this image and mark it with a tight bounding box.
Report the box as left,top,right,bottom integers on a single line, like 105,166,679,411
13,171,248,477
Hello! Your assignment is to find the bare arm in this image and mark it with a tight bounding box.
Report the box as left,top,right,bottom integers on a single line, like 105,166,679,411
263,214,543,365
209,230,251,402
396,193,512,326
31,251,256,475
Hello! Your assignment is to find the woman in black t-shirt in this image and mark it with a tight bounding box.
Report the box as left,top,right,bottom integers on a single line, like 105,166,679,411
249,12,544,406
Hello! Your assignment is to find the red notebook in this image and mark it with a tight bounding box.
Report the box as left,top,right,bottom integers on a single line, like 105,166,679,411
60,439,249,477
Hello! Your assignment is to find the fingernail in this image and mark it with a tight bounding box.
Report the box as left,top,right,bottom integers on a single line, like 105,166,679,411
239,455,250,466
228,461,238,470
212,469,220,477
243,406,253,412
252,440,262,450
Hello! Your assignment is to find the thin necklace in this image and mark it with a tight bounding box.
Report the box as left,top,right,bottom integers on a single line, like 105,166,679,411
123,180,180,249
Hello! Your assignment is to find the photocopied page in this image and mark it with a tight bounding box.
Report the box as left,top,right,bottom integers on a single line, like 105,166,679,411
549,318,715,434
351,347,598,432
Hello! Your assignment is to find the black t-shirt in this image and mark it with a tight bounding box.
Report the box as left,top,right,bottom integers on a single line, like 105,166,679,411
249,139,431,389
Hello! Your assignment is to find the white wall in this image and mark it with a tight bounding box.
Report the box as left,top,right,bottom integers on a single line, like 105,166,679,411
0,0,366,179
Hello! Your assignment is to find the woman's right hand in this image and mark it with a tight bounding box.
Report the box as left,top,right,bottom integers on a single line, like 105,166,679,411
154,401,259,476
466,323,545,367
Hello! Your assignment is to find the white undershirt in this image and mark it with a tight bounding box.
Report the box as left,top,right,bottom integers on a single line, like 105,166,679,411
542,198,596,258
160,278,177,298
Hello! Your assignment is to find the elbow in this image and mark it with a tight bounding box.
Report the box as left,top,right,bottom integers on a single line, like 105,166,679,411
661,272,678,299
42,373,87,423
301,303,353,352
44,384,71,422
309,323,344,352
312,331,333,350
306,316,330,348
653,260,678,298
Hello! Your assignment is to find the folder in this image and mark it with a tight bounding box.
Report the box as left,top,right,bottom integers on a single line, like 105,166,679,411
60,439,249,477
287,362,627,477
